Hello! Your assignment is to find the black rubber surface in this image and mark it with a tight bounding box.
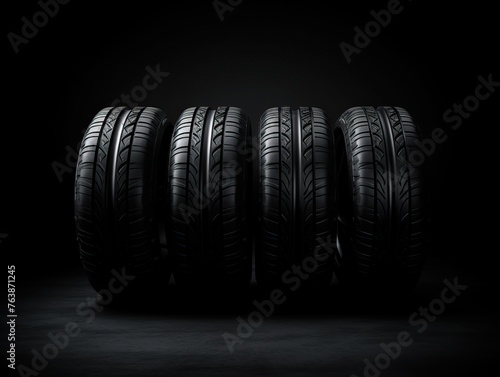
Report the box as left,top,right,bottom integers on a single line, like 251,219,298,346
334,106,428,288
74,107,172,293
257,107,336,287
167,107,252,289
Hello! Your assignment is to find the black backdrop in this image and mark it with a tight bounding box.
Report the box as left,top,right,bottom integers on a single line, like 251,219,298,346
2,0,499,282
2,2,500,377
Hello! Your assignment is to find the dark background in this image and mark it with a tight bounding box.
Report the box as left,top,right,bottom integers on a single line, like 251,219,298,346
2,1,499,376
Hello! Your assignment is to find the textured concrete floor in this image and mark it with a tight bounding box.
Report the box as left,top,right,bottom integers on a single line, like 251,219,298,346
12,257,498,377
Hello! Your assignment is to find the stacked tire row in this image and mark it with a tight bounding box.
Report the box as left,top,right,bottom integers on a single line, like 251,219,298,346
75,105,428,295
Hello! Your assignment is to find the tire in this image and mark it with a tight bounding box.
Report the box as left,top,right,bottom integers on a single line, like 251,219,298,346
334,106,428,289
74,107,173,294
257,107,336,288
167,107,252,289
